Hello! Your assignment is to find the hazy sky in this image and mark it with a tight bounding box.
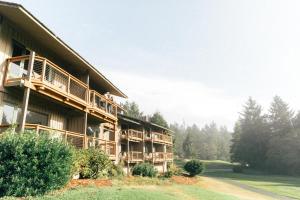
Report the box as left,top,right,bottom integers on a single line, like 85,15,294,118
14,0,300,130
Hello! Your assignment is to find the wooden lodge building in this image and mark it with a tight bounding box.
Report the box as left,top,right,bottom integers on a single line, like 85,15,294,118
0,1,173,173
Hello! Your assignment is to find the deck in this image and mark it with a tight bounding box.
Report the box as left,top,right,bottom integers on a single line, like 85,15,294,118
4,55,119,122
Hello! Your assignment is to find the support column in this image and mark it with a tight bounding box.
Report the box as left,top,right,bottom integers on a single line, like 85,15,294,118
151,127,154,164
142,127,145,161
83,71,89,149
127,138,130,175
163,144,167,173
19,51,35,132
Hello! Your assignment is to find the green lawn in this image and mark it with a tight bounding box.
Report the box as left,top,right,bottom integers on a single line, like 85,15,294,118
9,185,238,200
177,158,300,199
1,177,240,200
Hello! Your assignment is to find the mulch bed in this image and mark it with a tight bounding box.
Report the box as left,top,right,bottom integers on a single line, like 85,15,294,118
171,175,198,185
66,179,112,189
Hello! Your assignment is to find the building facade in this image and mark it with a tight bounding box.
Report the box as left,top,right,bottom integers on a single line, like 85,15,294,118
118,115,173,173
0,2,173,174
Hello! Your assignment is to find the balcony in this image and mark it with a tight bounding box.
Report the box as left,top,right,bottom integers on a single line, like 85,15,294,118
122,151,143,162
4,55,119,121
0,123,117,159
0,123,85,148
144,152,173,162
121,129,143,141
89,90,117,122
152,132,172,145
165,152,173,160
86,136,116,159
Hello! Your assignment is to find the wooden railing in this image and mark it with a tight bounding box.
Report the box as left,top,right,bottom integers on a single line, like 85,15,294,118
165,152,173,160
0,123,85,148
89,90,117,117
152,132,172,144
121,129,143,141
153,152,165,161
5,56,120,119
123,151,143,161
86,136,116,157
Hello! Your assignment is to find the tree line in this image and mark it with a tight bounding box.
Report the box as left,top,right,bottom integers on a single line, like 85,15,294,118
231,96,300,175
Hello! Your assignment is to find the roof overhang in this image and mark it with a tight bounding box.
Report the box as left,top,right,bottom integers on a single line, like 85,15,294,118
0,1,127,98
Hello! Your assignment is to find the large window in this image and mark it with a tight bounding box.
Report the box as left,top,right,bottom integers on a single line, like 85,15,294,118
1,103,18,125
26,110,48,126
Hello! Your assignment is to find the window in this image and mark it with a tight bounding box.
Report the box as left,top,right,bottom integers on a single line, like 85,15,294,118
1,102,20,125
26,110,48,126
12,40,29,57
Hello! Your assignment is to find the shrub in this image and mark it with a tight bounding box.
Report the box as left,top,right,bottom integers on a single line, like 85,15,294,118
132,162,158,177
164,163,183,178
232,164,244,173
77,148,112,179
184,160,204,177
0,130,74,197
108,163,124,177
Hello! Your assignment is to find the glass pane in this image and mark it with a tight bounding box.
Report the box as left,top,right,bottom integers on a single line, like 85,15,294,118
1,104,15,125
26,110,48,126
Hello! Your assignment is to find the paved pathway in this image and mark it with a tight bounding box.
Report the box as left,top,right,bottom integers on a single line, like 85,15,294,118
198,176,296,200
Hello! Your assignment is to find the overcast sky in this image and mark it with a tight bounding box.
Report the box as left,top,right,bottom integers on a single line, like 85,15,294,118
14,0,300,130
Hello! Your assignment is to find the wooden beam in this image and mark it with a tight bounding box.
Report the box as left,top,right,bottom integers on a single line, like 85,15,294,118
19,51,35,132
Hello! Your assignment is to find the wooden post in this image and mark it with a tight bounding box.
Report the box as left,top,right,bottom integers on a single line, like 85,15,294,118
151,127,154,164
142,128,145,161
83,71,89,149
127,139,130,175
41,59,46,82
19,51,35,132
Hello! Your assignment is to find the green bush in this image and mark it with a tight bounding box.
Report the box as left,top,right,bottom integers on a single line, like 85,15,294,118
0,130,74,197
184,160,204,177
108,163,124,177
232,164,244,173
76,148,112,179
164,163,183,178
132,162,158,177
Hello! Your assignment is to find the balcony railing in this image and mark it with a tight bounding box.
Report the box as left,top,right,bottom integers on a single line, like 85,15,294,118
165,152,173,160
152,132,172,144
144,152,173,162
86,136,116,158
89,90,117,118
123,151,143,161
5,55,119,120
121,129,143,141
153,152,165,162
0,123,85,148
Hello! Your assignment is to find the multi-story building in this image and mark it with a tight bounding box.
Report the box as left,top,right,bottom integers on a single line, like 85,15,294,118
0,1,173,174
118,114,173,173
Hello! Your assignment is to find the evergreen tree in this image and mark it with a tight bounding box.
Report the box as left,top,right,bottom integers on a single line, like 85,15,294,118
230,97,269,168
122,101,144,119
150,112,169,128
182,132,193,158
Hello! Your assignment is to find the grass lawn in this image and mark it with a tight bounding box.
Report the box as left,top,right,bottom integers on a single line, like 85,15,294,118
1,177,240,200
176,158,300,199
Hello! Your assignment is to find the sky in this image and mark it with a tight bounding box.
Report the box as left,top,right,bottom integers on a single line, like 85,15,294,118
13,0,300,130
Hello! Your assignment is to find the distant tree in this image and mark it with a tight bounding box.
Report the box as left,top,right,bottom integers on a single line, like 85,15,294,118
170,123,185,157
230,97,269,169
266,96,296,173
182,132,193,159
150,111,169,128
268,96,294,137
122,101,144,119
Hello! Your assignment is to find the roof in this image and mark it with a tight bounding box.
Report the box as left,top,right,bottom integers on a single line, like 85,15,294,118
0,1,127,98
118,114,174,134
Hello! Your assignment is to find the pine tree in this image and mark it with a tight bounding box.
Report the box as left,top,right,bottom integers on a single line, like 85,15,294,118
230,97,269,168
